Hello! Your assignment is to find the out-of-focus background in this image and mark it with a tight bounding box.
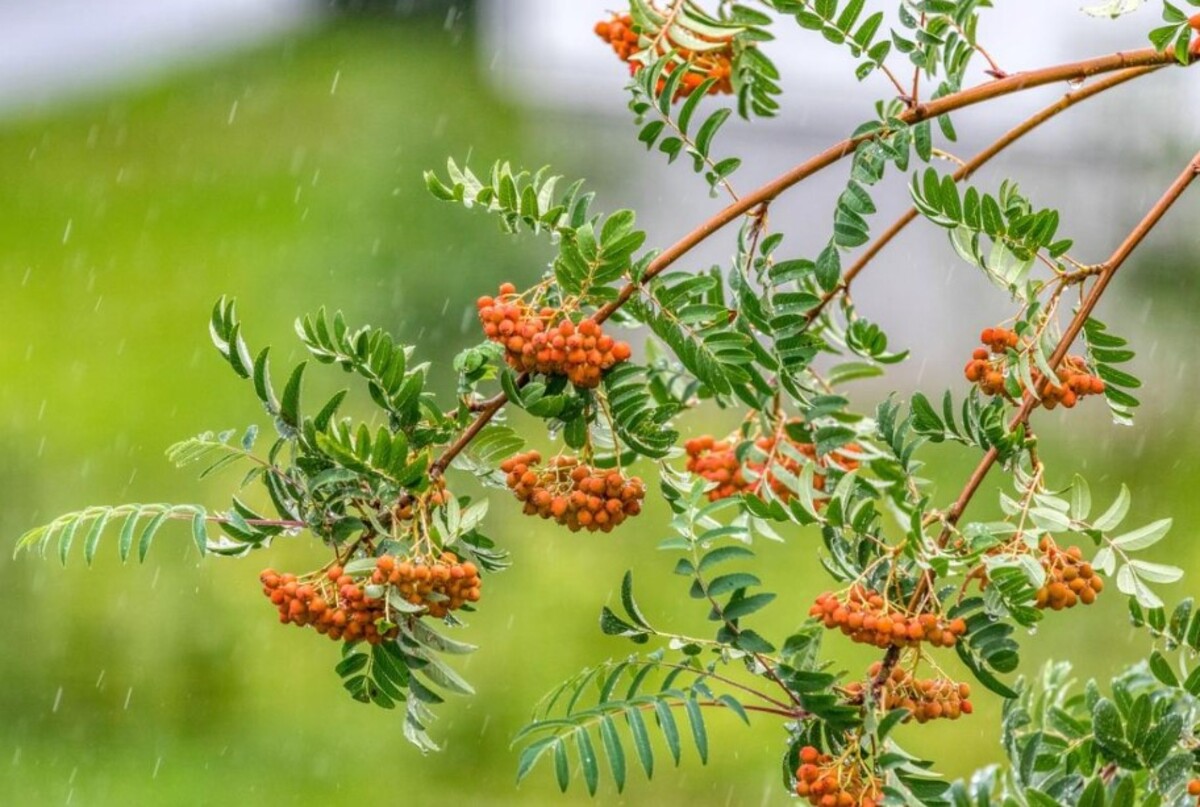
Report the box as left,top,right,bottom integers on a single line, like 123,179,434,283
2,1,1198,804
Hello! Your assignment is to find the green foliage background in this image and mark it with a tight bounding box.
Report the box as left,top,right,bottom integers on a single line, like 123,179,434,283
1,15,1198,805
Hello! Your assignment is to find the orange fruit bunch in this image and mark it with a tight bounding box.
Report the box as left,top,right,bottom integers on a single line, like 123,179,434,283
261,565,397,645
501,450,644,532
844,662,973,723
594,12,734,99
1032,355,1106,410
372,552,482,620
260,553,481,640
810,586,967,649
476,283,631,389
682,435,744,500
684,432,861,503
794,746,882,807
1032,539,1103,610
964,326,1104,407
977,537,1104,610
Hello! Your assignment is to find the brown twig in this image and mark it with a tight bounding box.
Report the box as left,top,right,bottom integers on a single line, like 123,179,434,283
426,48,1188,483
871,148,1200,689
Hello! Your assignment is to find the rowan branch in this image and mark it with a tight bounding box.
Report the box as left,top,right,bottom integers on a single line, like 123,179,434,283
872,147,1200,688
429,46,1191,483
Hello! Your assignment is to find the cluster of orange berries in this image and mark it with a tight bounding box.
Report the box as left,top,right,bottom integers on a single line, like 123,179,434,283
260,553,482,639
844,662,973,724
963,327,1104,408
261,565,398,645
1032,539,1103,610
683,433,860,503
593,13,734,99
476,284,631,389
794,747,882,807
810,586,967,649
371,552,482,619
501,450,645,532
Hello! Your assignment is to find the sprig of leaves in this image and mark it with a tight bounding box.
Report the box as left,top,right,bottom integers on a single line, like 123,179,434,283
629,56,742,197
1149,0,1200,64
515,653,741,795
1082,316,1141,425
910,168,1073,295
15,503,212,565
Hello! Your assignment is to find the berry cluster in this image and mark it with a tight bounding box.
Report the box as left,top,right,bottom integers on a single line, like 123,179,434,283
683,432,860,503
810,586,967,649
963,327,1104,408
1033,539,1103,610
1034,355,1106,410
261,565,398,645
260,553,482,640
794,747,882,807
373,552,482,620
844,662,973,723
476,284,631,389
502,450,645,532
593,13,734,99
683,435,745,500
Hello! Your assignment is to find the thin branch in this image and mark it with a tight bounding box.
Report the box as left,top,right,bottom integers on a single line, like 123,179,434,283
428,47,1190,482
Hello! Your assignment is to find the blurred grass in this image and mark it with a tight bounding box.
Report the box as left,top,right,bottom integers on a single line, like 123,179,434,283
2,13,1199,807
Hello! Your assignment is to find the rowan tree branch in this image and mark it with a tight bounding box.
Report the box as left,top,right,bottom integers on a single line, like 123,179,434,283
871,147,1200,689
429,46,1191,482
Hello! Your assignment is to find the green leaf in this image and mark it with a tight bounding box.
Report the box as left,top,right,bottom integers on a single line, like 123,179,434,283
707,572,761,597
598,715,627,793
279,362,306,429
815,243,841,292
683,696,708,764
697,545,755,573
82,509,113,566
654,698,682,765
575,729,600,796
695,108,732,157
1111,518,1171,551
517,737,559,785
625,706,655,779
721,592,776,621
1148,650,1179,687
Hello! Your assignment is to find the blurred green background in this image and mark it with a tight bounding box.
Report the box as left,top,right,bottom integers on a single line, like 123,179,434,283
3,12,1199,806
